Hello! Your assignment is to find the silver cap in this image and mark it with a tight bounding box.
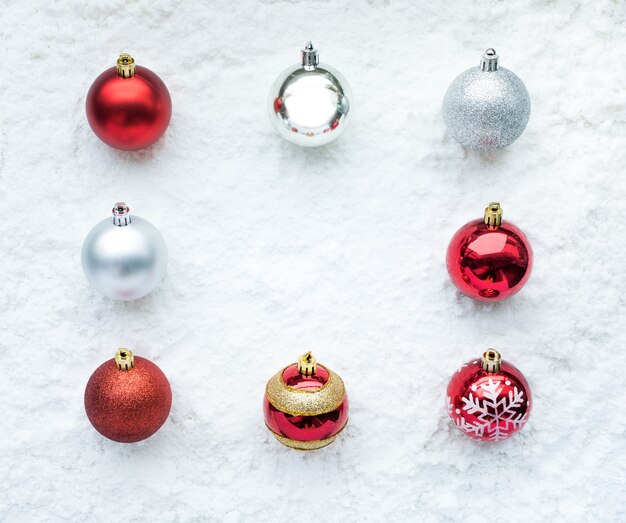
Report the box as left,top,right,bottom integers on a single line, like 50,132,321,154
301,41,319,71
480,48,499,72
112,202,131,227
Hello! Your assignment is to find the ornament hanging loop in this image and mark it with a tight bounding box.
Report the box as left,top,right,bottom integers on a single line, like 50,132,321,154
480,48,499,72
112,202,131,226
117,53,136,78
301,42,319,71
297,351,317,376
484,202,503,228
481,349,501,373
115,348,135,371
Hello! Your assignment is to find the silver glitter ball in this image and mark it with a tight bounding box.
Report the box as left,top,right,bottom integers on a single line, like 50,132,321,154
268,42,352,147
81,203,168,300
443,49,530,151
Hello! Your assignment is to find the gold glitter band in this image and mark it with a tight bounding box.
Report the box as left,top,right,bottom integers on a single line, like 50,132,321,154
266,420,348,451
265,364,345,417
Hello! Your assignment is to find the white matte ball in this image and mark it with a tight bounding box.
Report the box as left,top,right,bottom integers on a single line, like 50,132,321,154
81,204,168,301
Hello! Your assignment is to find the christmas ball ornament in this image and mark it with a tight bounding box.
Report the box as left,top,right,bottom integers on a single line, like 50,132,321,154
443,49,530,151
447,349,531,441
82,202,168,300
446,202,532,301
268,42,352,147
85,349,172,442
86,53,172,150
264,352,348,450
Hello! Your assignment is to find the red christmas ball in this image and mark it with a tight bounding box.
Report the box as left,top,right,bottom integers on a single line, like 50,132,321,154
446,202,532,301
447,349,531,441
84,349,172,443
86,54,172,151
264,352,348,450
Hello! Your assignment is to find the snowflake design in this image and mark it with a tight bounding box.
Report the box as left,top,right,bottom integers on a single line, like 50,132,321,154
450,379,527,441
454,360,478,374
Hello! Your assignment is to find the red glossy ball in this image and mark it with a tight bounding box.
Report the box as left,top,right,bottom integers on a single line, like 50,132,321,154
86,66,172,150
264,364,348,443
84,356,172,442
447,357,531,441
446,218,532,301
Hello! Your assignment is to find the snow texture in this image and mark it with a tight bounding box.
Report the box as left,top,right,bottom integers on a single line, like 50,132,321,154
1,1,625,521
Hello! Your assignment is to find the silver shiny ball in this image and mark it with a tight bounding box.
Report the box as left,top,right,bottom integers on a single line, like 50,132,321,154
268,42,352,147
81,203,168,301
443,49,530,151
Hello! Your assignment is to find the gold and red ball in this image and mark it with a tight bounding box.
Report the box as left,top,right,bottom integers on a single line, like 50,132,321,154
264,352,348,450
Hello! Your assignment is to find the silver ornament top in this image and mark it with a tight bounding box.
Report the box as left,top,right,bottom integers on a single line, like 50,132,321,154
301,41,319,70
267,42,352,148
480,48,499,72
442,49,530,151
112,202,131,226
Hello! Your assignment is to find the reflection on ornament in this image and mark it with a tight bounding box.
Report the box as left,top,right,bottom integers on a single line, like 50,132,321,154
268,42,352,147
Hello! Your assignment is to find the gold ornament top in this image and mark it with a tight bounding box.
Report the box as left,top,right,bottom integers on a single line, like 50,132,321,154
481,349,501,373
297,351,317,376
115,348,135,371
484,202,503,228
266,362,345,417
117,53,136,78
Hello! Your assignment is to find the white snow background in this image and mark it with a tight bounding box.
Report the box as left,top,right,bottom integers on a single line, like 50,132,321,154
1,1,625,521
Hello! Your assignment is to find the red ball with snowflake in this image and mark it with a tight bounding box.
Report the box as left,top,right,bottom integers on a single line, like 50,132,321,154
446,202,532,301
447,349,531,441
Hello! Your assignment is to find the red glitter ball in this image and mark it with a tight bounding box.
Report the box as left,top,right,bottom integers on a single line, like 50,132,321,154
446,218,532,301
447,357,531,441
86,65,172,151
264,364,348,443
84,356,172,443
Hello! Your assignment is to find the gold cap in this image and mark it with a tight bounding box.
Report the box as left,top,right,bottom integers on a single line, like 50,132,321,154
116,53,136,78
481,349,501,373
115,348,135,371
484,202,503,228
297,351,317,376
